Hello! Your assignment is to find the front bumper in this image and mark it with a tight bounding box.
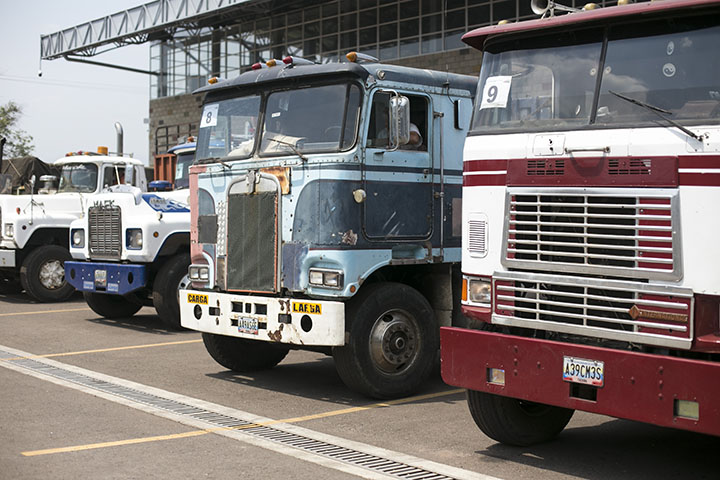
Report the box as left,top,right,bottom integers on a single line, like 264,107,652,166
0,249,16,268
65,261,147,295
440,327,720,436
180,289,345,346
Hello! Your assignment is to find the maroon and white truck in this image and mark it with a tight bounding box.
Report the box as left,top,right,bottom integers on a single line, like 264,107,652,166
442,0,720,445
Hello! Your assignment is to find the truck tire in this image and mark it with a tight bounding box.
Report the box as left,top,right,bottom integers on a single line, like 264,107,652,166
466,390,574,446
20,245,75,302
84,291,143,319
332,282,438,399
152,253,190,330
202,333,289,372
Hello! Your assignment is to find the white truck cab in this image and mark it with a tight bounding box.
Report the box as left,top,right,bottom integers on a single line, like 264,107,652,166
64,143,193,328
0,151,147,302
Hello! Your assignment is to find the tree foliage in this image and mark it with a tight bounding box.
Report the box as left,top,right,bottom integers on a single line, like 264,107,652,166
0,101,34,158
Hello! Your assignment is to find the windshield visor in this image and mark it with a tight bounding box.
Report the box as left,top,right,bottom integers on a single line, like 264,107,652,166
260,83,361,156
196,95,261,161
58,163,98,193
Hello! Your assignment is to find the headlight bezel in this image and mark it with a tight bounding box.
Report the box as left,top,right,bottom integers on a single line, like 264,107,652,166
189,265,210,281
308,267,344,290
467,277,492,305
4,223,14,239
70,228,85,248
126,228,143,250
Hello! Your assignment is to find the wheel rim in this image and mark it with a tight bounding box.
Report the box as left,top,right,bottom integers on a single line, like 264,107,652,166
38,260,65,290
368,308,422,375
176,273,191,300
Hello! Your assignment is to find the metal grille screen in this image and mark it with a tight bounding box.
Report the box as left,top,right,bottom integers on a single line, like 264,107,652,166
88,205,121,260
227,192,276,292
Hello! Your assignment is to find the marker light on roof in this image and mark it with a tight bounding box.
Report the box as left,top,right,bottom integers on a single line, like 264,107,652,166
251,62,267,70
583,3,598,10
97,146,108,155
208,76,219,84
283,56,315,66
346,51,379,63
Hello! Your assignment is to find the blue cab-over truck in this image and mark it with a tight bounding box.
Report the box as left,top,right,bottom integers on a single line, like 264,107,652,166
179,55,476,398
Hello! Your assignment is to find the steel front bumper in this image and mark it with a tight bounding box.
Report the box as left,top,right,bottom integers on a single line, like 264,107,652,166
180,289,346,346
65,261,147,295
440,327,720,436
0,249,16,268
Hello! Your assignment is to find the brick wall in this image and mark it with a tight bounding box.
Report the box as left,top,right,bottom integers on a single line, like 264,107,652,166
147,47,481,158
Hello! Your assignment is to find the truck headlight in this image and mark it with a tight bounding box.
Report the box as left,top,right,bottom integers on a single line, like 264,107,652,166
126,228,143,249
71,228,85,248
4,224,13,238
189,265,209,281
468,278,492,305
308,268,344,289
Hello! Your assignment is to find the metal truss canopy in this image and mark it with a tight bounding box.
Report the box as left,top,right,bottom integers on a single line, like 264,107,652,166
40,0,259,60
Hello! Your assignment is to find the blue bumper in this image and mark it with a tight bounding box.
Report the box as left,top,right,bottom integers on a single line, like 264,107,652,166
65,261,147,295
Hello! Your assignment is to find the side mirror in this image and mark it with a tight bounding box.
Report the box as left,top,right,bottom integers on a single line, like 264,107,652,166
124,164,134,185
389,95,410,150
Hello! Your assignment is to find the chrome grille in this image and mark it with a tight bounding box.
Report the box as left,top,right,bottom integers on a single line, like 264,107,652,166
493,271,693,349
503,189,680,280
89,204,121,259
226,191,277,293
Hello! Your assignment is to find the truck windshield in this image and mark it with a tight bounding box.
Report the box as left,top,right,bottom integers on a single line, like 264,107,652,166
259,83,360,156
472,14,720,133
57,163,98,193
196,95,261,162
174,151,194,189
196,82,361,162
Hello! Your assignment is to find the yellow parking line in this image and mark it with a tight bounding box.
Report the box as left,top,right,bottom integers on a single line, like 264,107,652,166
0,307,90,318
21,389,465,456
1,339,203,362
22,430,212,457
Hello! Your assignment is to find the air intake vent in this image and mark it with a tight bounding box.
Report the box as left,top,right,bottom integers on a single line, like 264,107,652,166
493,271,693,350
527,159,564,176
502,189,680,281
468,214,488,258
609,158,651,175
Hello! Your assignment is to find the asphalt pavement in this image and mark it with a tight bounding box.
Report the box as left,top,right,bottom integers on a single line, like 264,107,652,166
1,292,717,480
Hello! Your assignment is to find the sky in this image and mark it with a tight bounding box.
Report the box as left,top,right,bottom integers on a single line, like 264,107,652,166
0,1,152,164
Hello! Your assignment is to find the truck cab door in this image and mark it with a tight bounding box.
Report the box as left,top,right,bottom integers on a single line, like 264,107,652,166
362,91,434,241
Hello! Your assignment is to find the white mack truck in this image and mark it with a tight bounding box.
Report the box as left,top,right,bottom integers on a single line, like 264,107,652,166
0,149,148,302
179,54,476,399
64,142,194,329
441,0,720,445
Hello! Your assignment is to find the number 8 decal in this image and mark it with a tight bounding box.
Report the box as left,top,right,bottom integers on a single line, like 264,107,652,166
200,104,219,128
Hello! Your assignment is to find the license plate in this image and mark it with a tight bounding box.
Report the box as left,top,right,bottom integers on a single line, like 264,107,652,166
238,317,258,335
94,269,107,287
563,356,604,387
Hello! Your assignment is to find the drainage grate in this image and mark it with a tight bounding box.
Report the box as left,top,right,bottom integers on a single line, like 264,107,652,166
2,349,457,480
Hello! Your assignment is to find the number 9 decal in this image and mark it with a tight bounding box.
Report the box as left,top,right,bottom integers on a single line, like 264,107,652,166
486,85,498,104
480,76,512,110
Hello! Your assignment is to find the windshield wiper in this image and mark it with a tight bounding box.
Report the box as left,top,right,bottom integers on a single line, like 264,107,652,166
197,156,232,169
268,138,307,162
608,90,704,141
